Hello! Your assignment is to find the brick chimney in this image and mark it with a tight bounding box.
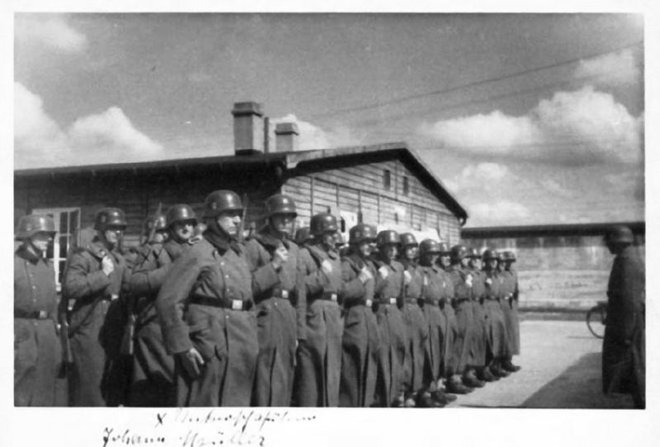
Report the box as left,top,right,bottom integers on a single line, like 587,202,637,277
274,122,299,152
232,101,264,155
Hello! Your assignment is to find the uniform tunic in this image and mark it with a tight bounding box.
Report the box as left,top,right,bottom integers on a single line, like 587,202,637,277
371,255,407,406
447,265,475,374
498,270,516,357
602,245,645,407
482,270,509,360
156,234,279,407
294,243,345,407
439,268,459,376
400,260,429,394
63,238,129,406
244,228,307,407
128,241,181,406
339,253,381,407
419,264,447,385
14,246,61,406
468,269,488,367
505,269,521,356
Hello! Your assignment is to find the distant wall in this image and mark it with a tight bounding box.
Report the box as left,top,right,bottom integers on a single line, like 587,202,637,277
463,233,645,310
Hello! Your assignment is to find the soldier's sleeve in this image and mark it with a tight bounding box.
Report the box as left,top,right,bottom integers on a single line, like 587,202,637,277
373,263,388,296
63,250,110,300
129,247,172,297
155,248,205,355
341,258,366,303
618,255,644,342
302,249,326,295
246,240,280,296
295,248,307,341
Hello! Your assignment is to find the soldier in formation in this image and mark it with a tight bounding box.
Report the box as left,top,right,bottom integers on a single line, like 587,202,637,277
25,192,537,407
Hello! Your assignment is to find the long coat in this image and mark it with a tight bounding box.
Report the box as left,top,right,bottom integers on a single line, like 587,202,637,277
14,246,61,406
504,269,521,356
400,260,429,394
447,265,476,374
602,245,645,407
468,269,488,367
294,243,347,407
482,270,509,360
419,264,447,385
128,241,178,406
63,237,129,406
339,253,381,407
156,235,280,406
244,228,306,407
371,255,407,406
498,270,517,357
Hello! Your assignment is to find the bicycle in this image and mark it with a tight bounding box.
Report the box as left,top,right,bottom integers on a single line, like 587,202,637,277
586,301,607,339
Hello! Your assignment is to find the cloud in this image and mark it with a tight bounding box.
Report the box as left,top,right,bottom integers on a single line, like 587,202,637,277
270,114,358,150
15,15,88,53
574,49,640,87
538,179,573,198
15,83,162,168
450,162,511,192
421,86,642,166
469,200,530,225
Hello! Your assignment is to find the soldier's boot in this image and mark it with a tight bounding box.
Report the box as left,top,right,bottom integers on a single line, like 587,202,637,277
445,375,473,394
416,390,446,408
462,368,486,388
391,392,407,407
477,366,499,382
490,360,511,378
404,392,417,408
435,379,458,402
502,358,521,372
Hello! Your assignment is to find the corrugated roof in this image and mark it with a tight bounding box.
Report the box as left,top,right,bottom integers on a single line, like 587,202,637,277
462,221,645,238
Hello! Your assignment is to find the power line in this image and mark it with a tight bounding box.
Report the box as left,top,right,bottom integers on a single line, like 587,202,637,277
310,41,642,119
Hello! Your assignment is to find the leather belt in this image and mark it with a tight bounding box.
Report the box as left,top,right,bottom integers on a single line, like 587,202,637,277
255,289,291,304
189,295,252,311
14,309,49,320
424,299,440,306
315,292,338,302
379,297,398,305
345,298,373,309
404,297,421,305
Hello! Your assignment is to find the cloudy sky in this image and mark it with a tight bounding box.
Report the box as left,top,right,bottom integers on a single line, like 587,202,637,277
13,13,644,227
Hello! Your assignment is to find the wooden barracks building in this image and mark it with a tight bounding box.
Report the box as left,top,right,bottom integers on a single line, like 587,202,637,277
15,101,468,287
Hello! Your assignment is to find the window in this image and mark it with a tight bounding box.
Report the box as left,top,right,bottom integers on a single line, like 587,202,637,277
32,207,81,290
383,169,391,190
403,176,409,196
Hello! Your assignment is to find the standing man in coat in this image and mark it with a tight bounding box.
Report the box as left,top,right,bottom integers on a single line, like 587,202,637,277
14,214,61,406
371,230,408,407
482,249,510,378
501,251,521,372
339,223,382,407
602,226,645,408
294,213,348,407
156,190,281,407
398,233,429,407
245,194,306,407
467,248,496,383
64,207,131,406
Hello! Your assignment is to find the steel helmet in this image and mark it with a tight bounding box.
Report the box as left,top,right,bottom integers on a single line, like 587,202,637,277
482,249,499,261
94,207,128,231
310,213,338,236
203,190,243,218
419,239,441,255
604,225,634,245
399,232,418,247
450,244,469,262
15,214,56,240
265,194,297,218
502,250,517,262
376,230,399,247
467,247,481,259
166,204,197,228
349,223,377,245
143,213,167,235
295,227,313,245
438,242,450,254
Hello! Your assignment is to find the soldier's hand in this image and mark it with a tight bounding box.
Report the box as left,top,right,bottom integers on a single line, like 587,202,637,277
101,256,115,276
272,246,289,270
403,270,412,285
178,348,205,379
358,266,373,284
378,266,389,279
321,260,333,274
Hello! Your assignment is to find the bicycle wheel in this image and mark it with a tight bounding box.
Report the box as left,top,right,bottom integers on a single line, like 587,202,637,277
586,305,606,339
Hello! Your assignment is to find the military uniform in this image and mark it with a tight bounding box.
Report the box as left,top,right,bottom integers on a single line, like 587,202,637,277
14,245,61,406
245,226,306,406
400,259,429,397
446,265,475,377
468,268,488,369
371,253,407,406
419,263,447,390
64,237,130,406
482,269,509,363
339,252,381,407
603,244,645,407
294,242,344,406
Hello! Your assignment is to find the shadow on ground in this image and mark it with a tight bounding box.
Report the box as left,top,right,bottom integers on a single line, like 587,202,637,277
521,352,635,409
